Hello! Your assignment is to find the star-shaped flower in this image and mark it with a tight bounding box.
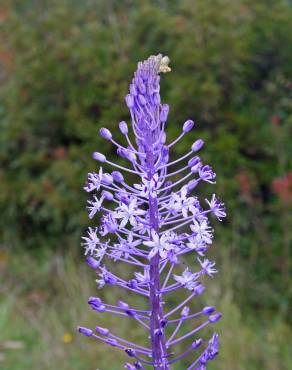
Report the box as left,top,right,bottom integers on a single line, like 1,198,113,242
84,167,103,193
87,195,103,219
198,258,217,277
173,268,200,290
135,266,150,285
169,186,195,217
143,230,172,260
205,194,226,221
134,174,163,198
114,198,146,228
190,219,213,245
82,227,100,255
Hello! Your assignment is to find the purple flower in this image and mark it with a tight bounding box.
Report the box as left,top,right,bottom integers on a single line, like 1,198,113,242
205,194,226,221
79,54,226,369
114,198,146,228
143,230,172,260
173,268,200,291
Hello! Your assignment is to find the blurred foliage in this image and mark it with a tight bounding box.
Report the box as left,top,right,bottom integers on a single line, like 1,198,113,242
0,0,291,324
0,250,291,370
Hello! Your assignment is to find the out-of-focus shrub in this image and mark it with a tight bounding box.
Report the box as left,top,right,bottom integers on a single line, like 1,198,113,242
0,0,291,311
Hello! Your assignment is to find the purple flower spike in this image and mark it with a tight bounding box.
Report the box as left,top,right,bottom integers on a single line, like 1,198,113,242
79,54,226,369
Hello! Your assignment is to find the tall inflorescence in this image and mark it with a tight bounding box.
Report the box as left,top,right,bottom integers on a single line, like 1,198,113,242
78,55,226,370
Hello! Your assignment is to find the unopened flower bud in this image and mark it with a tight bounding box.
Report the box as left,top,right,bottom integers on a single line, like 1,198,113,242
160,104,169,122
118,300,129,309
183,119,195,133
202,306,215,315
192,338,203,349
193,283,205,296
125,348,136,357
192,139,204,152
119,121,128,135
99,128,112,140
187,179,199,191
78,327,93,337
188,156,200,167
88,297,102,306
138,94,146,106
154,93,160,105
130,83,137,96
93,152,106,162
125,363,136,370
102,191,113,201
191,161,202,173
127,279,138,289
181,306,190,317
160,132,166,144
96,326,110,335
102,173,113,185
112,171,124,183
209,312,222,323
86,257,100,269
125,94,134,108
106,338,118,346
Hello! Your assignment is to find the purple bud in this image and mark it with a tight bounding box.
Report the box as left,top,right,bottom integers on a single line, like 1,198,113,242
99,128,112,140
138,82,146,94
160,319,167,328
106,338,118,347
202,306,215,315
153,93,160,105
125,348,136,357
187,179,199,191
193,283,205,296
209,312,222,323
117,148,136,163
134,363,142,369
126,309,136,317
138,94,146,106
112,171,124,183
118,300,129,309
125,94,134,108
192,338,203,349
192,139,204,152
94,304,106,312
126,151,137,163
160,104,169,122
78,327,93,336
183,119,195,133
191,161,202,173
86,257,100,269
188,156,200,167
96,326,110,335
102,190,113,201
88,297,102,306
119,121,129,135
125,364,136,370
160,132,166,144
93,152,106,162
130,83,137,96
127,279,138,289
181,306,190,317
154,328,163,336
101,173,113,185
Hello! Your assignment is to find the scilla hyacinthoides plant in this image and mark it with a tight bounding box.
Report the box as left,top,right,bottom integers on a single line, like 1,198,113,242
78,55,226,370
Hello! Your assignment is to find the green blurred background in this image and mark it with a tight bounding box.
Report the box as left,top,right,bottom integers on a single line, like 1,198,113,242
0,0,291,369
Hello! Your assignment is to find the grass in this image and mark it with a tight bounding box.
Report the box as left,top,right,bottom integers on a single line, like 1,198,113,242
0,249,291,370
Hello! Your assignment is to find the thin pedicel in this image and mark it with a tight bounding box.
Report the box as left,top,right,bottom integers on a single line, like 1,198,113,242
78,54,226,369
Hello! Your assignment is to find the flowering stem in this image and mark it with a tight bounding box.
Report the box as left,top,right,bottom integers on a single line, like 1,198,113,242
147,133,169,370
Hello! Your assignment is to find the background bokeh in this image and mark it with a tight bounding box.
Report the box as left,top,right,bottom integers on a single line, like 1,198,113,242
0,0,291,369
